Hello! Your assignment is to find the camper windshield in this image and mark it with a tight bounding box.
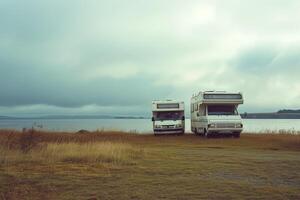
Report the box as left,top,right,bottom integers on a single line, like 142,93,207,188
207,105,237,115
155,111,183,120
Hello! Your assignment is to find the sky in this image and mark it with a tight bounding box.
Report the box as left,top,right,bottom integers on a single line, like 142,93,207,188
0,0,300,117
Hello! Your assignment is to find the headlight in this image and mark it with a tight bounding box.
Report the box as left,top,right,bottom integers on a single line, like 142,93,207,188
155,125,161,128
208,123,216,128
236,123,243,128
176,124,182,128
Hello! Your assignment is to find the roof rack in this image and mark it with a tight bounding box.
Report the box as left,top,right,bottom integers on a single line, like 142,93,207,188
205,90,215,92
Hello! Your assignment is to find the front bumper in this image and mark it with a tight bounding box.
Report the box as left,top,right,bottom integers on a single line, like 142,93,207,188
207,128,243,134
154,128,184,134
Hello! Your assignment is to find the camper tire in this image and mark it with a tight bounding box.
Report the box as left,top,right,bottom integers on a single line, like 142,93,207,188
196,128,204,136
194,128,199,135
200,128,205,137
177,131,184,136
204,129,210,138
233,132,240,138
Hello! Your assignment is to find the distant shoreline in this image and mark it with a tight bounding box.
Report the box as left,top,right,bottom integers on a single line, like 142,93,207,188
0,115,148,120
1,109,300,120
1,115,300,120
241,113,300,119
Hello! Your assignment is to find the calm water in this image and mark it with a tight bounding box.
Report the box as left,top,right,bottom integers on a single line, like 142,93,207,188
0,118,299,133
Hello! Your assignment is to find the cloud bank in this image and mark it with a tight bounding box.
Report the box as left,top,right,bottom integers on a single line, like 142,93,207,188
0,0,300,116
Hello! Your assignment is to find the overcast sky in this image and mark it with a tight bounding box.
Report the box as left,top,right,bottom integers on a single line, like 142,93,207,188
0,0,300,116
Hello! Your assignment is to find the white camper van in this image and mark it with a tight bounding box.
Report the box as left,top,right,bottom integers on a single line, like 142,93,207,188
191,91,244,137
152,100,185,135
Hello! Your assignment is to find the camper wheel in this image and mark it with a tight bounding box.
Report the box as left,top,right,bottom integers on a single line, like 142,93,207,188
194,128,198,135
199,128,205,137
176,131,184,136
204,129,210,138
233,132,240,138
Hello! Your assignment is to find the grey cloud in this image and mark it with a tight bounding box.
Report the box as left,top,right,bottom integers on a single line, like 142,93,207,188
271,48,300,70
0,59,172,107
232,46,300,75
217,0,300,34
0,0,300,115
233,46,278,72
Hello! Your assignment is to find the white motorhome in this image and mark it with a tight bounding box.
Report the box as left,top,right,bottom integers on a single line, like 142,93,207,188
191,91,244,137
152,100,185,135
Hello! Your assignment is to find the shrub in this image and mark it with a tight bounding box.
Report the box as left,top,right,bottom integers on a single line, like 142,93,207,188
19,129,41,153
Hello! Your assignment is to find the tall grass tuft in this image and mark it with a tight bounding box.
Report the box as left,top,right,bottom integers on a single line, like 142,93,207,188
0,130,144,165
19,128,41,153
32,142,142,164
0,142,143,165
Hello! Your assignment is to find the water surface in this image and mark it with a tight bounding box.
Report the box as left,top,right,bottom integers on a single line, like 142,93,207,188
0,118,299,133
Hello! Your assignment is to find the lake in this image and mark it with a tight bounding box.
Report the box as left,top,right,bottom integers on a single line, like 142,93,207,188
0,118,299,134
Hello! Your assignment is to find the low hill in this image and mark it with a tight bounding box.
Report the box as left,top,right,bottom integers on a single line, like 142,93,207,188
241,109,300,119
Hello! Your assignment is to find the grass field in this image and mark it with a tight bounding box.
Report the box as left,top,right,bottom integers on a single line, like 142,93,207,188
0,129,300,200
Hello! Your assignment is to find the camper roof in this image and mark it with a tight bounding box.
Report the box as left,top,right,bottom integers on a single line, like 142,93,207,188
152,100,184,112
193,91,243,105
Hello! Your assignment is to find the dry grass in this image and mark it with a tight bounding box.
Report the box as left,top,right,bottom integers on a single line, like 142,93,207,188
0,129,143,166
0,129,300,200
1,142,142,165
253,129,300,134
39,142,141,164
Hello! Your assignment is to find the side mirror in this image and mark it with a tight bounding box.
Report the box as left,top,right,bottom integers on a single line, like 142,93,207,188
197,112,200,117
151,117,155,122
182,116,185,120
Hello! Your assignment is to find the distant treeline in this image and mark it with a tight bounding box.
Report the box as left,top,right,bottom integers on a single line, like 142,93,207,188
277,109,300,114
241,109,300,119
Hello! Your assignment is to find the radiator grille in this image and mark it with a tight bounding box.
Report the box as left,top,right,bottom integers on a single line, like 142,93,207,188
162,125,175,128
216,123,236,128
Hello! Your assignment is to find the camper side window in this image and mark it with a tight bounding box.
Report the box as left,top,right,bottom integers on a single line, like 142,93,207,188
199,104,206,116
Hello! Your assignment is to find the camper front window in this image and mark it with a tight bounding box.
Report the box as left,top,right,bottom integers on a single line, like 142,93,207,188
207,105,237,115
156,111,182,120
